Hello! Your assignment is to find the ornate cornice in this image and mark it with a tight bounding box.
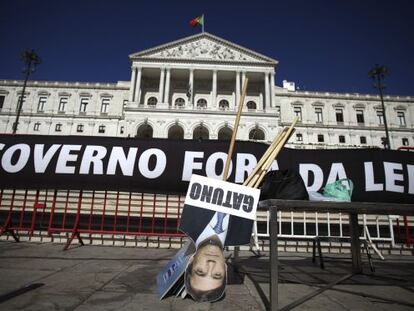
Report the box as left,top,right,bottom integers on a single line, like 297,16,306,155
130,32,277,65
0,80,128,90
276,90,414,103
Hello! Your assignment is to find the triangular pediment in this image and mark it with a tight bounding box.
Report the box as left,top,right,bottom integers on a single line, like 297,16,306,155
130,32,277,64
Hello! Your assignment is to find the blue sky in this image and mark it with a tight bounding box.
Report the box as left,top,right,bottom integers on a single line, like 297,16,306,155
1,0,413,96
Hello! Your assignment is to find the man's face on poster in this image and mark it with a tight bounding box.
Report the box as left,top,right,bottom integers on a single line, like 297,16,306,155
185,236,227,301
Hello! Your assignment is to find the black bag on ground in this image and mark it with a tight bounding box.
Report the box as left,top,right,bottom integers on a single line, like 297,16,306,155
259,169,309,200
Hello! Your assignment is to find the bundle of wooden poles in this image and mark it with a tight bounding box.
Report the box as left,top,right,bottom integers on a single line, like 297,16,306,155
222,78,298,250
222,78,299,189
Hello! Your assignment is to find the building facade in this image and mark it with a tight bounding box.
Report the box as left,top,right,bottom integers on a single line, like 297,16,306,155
0,32,413,149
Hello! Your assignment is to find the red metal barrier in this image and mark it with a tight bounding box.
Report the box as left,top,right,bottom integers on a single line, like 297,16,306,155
398,146,414,152
1,189,186,250
0,189,50,241
3,188,411,250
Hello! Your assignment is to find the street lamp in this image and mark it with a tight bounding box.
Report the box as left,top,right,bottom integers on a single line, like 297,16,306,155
12,49,42,134
368,64,390,149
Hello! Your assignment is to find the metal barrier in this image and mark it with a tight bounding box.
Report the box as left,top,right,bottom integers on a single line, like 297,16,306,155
1,188,412,250
0,189,50,240
1,189,186,250
258,199,414,311
255,210,399,246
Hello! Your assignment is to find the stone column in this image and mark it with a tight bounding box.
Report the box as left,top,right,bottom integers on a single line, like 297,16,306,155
235,71,240,108
212,70,217,107
129,67,137,102
134,67,142,105
270,72,275,108
159,68,165,103
189,69,194,106
264,72,270,110
241,71,247,107
164,68,171,104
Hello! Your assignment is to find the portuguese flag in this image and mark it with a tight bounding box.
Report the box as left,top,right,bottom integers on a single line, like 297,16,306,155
189,15,204,28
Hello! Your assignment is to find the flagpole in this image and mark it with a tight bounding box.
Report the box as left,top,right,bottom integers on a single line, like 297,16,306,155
202,14,204,32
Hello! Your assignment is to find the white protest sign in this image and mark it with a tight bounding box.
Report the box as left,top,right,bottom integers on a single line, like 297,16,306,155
184,174,260,220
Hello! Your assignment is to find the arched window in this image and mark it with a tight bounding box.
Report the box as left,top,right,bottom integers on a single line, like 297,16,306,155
218,100,229,110
168,124,184,140
136,124,153,139
196,98,207,109
147,97,157,106
218,127,233,140
247,101,256,110
175,97,185,108
193,125,209,140
249,128,265,140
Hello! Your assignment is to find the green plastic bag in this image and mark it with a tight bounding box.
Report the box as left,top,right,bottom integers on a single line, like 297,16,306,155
323,179,354,202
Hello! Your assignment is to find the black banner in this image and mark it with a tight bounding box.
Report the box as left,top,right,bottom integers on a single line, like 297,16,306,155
0,135,413,203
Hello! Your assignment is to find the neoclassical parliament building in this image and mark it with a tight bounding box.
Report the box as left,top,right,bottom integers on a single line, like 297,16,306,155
0,32,413,149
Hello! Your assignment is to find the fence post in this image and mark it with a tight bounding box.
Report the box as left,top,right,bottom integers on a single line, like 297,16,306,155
349,213,362,274
0,189,19,242
63,190,84,251
270,204,278,311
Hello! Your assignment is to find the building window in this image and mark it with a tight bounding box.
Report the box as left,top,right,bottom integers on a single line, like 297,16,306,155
77,124,84,133
377,110,384,125
219,100,229,110
315,107,323,123
16,95,26,111
381,137,387,147
55,123,62,132
317,134,324,143
356,110,364,124
402,138,409,146
101,98,110,113
249,128,265,140
98,125,105,133
218,127,232,140
276,106,281,120
293,107,302,121
18,95,26,104
247,101,256,110
336,109,344,123
0,95,4,111
339,135,346,143
296,133,303,142
137,124,153,139
193,125,209,140
175,97,185,108
147,97,158,106
37,96,47,112
169,124,185,140
360,136,367,144
196,98,207,109
58,97,68,113
120,126,124,134
79,98,89,113
33,122,40,131
397,111,406,127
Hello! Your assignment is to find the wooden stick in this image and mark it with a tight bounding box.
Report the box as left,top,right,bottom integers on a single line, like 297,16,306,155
243,127,288,186
243,117,298,188
222,78,249,181
247,117,298,253
251,117,299,188
244,133,287,187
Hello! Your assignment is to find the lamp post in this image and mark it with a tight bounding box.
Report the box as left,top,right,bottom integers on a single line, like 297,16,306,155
12,49,41,134
368,64,390,149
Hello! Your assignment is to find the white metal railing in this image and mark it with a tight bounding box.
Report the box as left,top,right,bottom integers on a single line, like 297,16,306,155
255,210,397,245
